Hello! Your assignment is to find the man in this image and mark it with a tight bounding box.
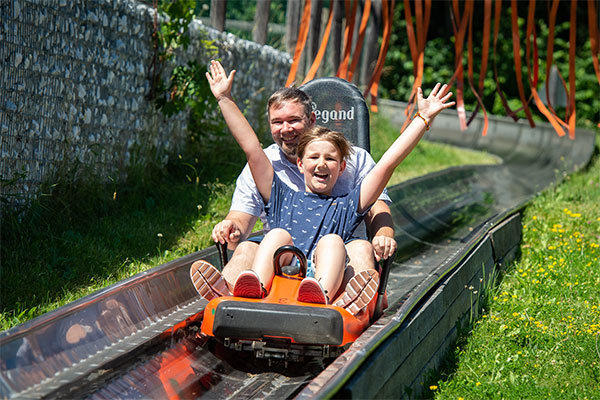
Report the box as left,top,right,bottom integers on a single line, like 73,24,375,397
208,65,396,305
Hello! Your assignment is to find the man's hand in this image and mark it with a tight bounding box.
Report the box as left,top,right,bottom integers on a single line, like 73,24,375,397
372,235,397,262
211,219,242,245
211,211,258,250
205,60,235,101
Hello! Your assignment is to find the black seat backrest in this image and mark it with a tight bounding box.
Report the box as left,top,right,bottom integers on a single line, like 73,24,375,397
299,77,370,152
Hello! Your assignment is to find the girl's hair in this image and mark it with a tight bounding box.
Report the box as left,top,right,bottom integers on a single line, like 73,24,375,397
267,87,312,119
297,126,354,161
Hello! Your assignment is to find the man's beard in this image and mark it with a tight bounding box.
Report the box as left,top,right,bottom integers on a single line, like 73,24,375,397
281,144,297,160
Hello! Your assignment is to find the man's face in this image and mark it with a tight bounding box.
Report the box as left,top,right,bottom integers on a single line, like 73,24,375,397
269,101,314,162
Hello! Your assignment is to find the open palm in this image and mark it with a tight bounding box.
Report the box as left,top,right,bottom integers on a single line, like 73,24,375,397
205,60,236,101
417,83,455,123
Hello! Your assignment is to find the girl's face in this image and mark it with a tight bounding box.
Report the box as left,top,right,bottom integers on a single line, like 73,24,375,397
297,139,346,196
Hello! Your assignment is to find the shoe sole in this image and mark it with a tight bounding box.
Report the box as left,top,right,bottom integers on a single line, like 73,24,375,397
233,272,264,298
190,260,229,301
298,278,327,304
334,270,379,316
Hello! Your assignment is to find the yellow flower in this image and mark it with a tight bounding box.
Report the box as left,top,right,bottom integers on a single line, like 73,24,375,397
476,381,482,386
429,385,438,390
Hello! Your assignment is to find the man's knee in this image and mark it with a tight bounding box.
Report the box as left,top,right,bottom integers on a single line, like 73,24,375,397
346,239,376,272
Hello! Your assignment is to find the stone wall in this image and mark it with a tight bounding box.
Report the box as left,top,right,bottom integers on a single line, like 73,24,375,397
0,0,291,210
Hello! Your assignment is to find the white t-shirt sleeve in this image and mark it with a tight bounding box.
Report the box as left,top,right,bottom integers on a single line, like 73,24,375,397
230,163,264,217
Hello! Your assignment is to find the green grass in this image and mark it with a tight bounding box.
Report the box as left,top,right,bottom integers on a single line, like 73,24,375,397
0,113,499,331
427,137,600,399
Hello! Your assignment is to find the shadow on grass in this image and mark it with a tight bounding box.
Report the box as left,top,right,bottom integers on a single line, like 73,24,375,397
0,141,246,330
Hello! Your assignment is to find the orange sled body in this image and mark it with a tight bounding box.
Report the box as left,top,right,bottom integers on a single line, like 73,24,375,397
200,245,390,361
201,273,374,348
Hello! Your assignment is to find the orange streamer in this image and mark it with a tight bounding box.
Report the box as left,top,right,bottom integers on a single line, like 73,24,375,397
363,0,395,112
492,0,520,121
466,0,489,136
448,0,473,131
567,0,577,138
510,0,536,127
348,0,372,81
302,3,335,84
337,0,358,79
286,0,312,86
401,0,431,131
526,0,566,136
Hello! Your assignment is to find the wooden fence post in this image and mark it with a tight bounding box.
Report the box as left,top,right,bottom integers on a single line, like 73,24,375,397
253,0,271,45
210,0,226,31
361,0,381,87
307,0,324,75
331,0,345,75
286,0,302,55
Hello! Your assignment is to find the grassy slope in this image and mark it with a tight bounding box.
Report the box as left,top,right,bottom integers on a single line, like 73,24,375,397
428,137,599,399
0,113,499,331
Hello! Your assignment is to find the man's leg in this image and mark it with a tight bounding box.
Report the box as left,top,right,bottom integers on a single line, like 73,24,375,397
221,241,259,289
331,239,380,316
335,239,376,298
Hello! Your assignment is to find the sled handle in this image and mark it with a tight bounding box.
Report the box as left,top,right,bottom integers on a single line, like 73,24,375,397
273,245,308,278
372,250,396,322
216,242,228,269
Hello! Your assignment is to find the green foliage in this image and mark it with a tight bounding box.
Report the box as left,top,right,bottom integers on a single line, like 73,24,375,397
148,0,218,119
194,0,288,50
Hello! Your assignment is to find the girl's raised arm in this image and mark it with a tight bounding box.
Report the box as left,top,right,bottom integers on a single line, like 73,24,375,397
358,83,455,212
206,60,274,203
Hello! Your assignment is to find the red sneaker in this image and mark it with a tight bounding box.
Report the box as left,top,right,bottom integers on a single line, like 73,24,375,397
297,277,329,304
233,270,266,298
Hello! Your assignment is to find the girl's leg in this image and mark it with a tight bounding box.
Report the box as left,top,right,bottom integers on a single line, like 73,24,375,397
251,228,293,290
312,234,346,299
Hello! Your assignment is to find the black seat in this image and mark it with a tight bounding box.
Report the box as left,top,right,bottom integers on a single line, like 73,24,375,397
299,77,370,152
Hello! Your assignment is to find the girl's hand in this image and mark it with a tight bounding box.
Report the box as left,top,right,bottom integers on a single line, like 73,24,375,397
416,83,456,125
205,60,236,101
